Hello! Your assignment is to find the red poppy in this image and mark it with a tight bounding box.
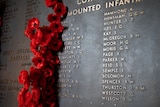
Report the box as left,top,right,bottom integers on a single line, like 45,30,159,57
24,81,30,90
27,18,40,29
33,29,43,45
49,38,63,51
45,0,58,7
49,21,64,33
38,46,48,56
32,56,45,68
44,86,55,95
18,70,29,85
24,91,32,105
40,33,52,47
30,42,39,56
31,88,40,104
54,3,67,17
29,66,41,87
47,14,60,23
25,28,42,43
17,88,32,106
46,51,60,65
46,76,55,86
17,88,27,106
42,67,54,77
24,27,36,40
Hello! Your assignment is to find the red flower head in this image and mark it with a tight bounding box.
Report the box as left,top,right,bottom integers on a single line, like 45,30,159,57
40,33,52,47
45,0,58,7
29,66,41,87
49,37,63,51
31,88,40,104
30,42,39,56
54,3,67,17
42,67,54,77
24,28,42,42
46,76,56,86
17,88,32,106
27,18,40,29
18,70,29,85
49,21,64,33
17,88,27,106
45,86,55,95
46,51,60,65
47,14,60,23
32,56,45,68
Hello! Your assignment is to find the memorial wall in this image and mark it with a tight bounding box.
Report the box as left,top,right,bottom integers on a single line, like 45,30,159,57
0,0,160,107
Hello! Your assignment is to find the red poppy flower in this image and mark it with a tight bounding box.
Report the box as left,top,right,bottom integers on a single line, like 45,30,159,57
25,28,42,42
27,18,40,29
45,0,58,7
44,86,54,95
39,77,47,88
17,88,32,106
40,33,52,47
43,67,54,77
49,38,63,51
24,27,36,40
24,91,32,105
29,66,41,87
46,51,60,65
17,88,27,106
18,70,29,85
24,81,30,90
54,3,67,17
47,14,60,23
32,56,45,68
31,88,40,104
30,42,39,56
49,21,64,33
39,46,48,55
46,76,55,86
32,29,43,45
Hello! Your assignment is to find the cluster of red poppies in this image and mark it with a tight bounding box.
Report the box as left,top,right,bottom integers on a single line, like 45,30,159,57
17,0,67,107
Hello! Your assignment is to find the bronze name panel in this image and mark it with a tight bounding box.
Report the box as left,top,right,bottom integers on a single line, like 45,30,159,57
0,0,160,107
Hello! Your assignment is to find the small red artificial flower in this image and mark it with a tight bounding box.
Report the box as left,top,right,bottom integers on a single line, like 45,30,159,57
49,21,64,33
32,56,45,68
44,86,55,95
45,0,58,7
25,28,42,42
46,76,55,86
40,33,52,47
29,66,41,87
27,18,40,28
31,88,40,104
47,14,60,23
54,3,67,17
24,27,36,40
18,70,29,85
49,37,63,51
42,67,54,77
46,51,60,65
30,42,40,56
17,88,32,106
